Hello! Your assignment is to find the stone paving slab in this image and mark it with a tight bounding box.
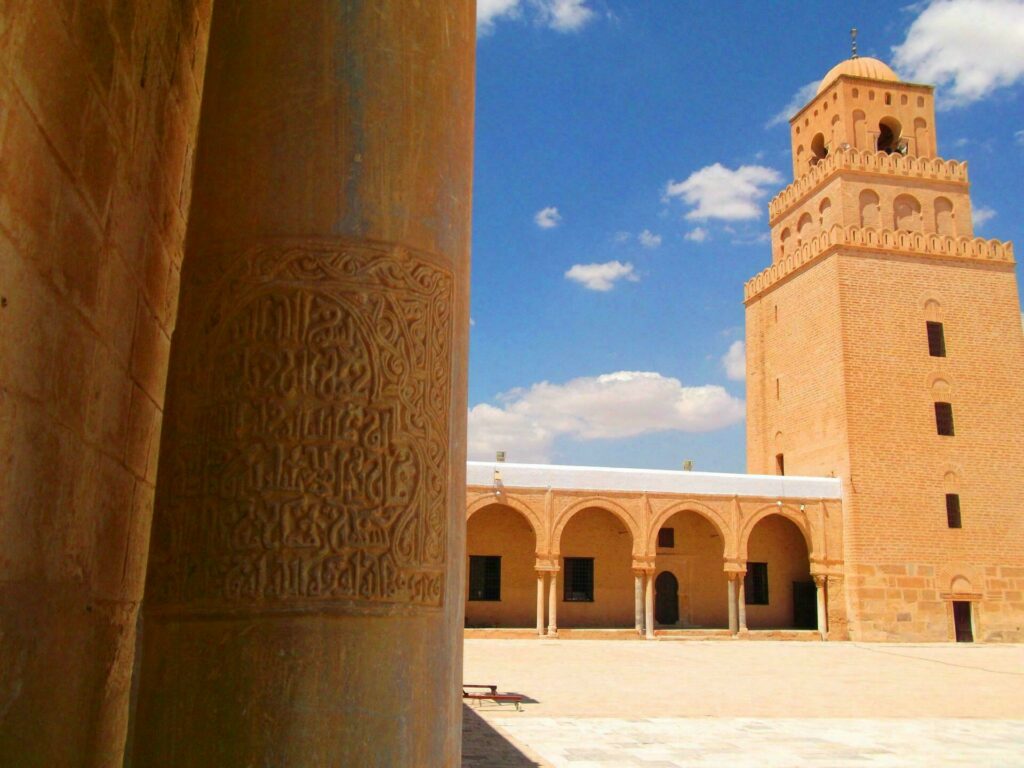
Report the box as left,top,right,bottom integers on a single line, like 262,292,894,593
493,717,1024,767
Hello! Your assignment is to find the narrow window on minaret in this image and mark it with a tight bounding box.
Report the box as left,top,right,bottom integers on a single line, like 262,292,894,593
935,402,955,436
776,454,785,476
945,494,962,528
927,322,946,357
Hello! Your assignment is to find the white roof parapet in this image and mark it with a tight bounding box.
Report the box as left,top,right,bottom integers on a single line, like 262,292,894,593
467,461,842,500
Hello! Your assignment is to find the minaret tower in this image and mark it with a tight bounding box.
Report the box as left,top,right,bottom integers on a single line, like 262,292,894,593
744,42,1024,641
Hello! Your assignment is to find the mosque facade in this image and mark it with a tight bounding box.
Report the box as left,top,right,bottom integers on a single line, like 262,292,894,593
465,56,1024,643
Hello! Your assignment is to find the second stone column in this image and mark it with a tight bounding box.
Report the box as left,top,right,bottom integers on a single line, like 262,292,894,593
132,2,475,765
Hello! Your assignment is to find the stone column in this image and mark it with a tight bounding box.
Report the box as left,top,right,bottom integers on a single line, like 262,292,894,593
728,576,739,634
737,572,748,632
644,571,656,640
634,570,645,634
0,3,212,765
548,567,559,635
814,575,828,640
132,3,475,766
536,571,547,635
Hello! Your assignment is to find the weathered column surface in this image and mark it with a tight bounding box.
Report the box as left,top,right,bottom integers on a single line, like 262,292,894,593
548,568,559,635
814,575,828,640
644,571,655,640
0,2,211,765
536,571,546,635
727,576,739,634
133,2,475,766
737,574,748,632
633,571,644,634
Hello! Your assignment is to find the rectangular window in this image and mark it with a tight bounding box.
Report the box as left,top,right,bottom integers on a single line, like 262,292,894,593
927,321,946,357
946,493,962,529
775,453,785,476
657,527,675,548
935,402,955,436
745,562,769,605
563,557,594,602
468,555,501,601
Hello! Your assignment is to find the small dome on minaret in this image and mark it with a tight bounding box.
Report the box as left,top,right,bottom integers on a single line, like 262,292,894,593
817,56,900,94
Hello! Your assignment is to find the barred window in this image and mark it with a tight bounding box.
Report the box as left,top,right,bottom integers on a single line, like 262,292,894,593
563,557,594,602
745,562,769,605
468,556,501,601
657,528,675,548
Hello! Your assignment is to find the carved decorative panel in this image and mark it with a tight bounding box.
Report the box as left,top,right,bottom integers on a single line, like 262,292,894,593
147,239,453,613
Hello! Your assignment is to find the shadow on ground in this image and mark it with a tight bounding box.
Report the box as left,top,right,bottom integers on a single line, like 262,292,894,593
461,704,544,767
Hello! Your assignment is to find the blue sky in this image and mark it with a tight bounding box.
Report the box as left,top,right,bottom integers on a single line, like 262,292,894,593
467,0,1024,472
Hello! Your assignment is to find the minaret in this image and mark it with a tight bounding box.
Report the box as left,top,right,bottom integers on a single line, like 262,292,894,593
744,49,1024,641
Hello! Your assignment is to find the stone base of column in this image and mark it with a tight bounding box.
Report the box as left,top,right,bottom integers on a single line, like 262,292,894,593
134,613,459,766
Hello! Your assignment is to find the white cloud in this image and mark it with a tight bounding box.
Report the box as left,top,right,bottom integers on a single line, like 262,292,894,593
766,80,821,128
973,205,997,226
565,260,639,291
535,206,562,229
478,0,595,34
1015,129,1024,145
892,0,1024,108
665,164,783,221
467,371,746,462
721,340,746,381
613,230,631,243
685,227,710,243
539,0,595,31
638,229,662,248
478,0,522,33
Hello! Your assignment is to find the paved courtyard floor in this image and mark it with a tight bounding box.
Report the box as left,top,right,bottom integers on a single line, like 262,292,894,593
461,639,1024,767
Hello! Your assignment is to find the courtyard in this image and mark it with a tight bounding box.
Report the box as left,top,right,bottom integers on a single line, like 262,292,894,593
461,639,1024,766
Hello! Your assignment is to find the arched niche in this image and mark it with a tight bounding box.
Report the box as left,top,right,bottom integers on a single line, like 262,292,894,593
935,197,955,236
859,189,881,228
742,513,814,630
894,193,922,232
556,505,635,628
465,502,541,628
652,508,728,629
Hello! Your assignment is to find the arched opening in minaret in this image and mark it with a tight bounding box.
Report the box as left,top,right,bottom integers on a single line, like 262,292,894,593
877,117,903,154
810,132,827,162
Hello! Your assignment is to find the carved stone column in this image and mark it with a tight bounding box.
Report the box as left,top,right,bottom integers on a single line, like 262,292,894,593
536,571,547,635
634,570,645,634
814,574,828,640
737,570,748,632
644,571,656,640
727,575,739,634
132,2,475,766
547,567,560,635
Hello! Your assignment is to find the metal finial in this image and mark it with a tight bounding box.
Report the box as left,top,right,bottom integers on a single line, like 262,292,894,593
851,28,859,59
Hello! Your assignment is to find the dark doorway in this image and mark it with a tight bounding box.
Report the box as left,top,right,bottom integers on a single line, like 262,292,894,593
953,601,974,642
792,581,817,629
654,571,679,626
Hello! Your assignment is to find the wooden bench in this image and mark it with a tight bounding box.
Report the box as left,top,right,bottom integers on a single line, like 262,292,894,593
462,683,523,711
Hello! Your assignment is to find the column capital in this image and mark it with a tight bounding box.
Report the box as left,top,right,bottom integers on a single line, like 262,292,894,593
631,556,656,572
